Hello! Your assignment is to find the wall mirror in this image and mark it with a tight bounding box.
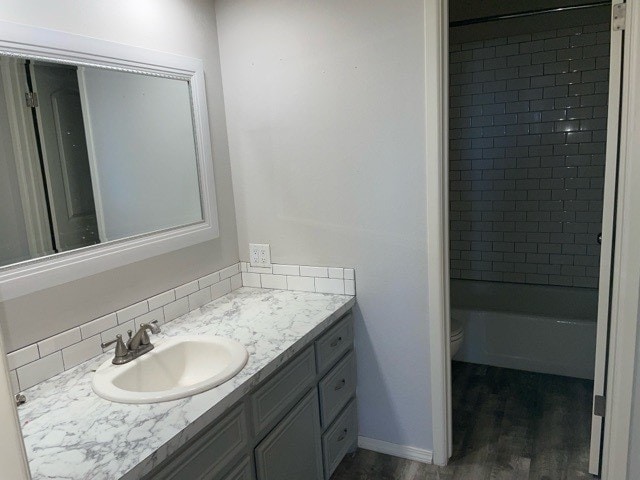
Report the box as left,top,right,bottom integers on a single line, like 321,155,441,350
0,22,219,301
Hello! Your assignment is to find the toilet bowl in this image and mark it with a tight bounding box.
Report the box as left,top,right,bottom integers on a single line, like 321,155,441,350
450,316,464,359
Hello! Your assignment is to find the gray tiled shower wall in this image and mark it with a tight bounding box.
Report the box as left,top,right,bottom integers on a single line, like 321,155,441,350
449,22,610,288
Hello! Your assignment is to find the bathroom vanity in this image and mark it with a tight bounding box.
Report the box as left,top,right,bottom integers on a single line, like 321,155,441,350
144,311,356,480
17,287,356,480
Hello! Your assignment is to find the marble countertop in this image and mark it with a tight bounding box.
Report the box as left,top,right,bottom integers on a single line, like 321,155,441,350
18,287,355,480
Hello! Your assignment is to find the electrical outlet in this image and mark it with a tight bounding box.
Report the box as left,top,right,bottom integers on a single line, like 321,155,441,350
249,243,271,267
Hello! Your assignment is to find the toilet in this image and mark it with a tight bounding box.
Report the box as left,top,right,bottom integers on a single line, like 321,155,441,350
450,316,464,359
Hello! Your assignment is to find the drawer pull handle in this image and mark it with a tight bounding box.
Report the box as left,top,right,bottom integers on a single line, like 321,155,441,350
330,336,343,348
337,428,348,441
335,379,346,391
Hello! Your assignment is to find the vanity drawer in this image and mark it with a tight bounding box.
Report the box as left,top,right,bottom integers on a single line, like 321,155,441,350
251,346,316,436
318,350,356,427
316,314,353,374
322,399,358,479
147,403,248,480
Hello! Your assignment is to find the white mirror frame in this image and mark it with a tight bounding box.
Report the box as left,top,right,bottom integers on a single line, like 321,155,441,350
0,21,219,301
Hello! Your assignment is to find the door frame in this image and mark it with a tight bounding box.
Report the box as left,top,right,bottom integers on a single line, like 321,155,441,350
429,0,640,475
425,0,451,466
600,1,640,478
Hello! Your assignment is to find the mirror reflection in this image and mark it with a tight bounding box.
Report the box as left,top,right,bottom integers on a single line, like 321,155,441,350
0,57,203,268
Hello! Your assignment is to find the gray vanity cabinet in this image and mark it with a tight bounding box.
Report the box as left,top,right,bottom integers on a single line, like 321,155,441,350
142,311,355,480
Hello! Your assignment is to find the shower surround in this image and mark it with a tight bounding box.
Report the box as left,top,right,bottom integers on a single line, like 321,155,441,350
449,22,610,288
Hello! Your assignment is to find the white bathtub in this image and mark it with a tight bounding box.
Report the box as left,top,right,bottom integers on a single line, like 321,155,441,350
451,279,598,380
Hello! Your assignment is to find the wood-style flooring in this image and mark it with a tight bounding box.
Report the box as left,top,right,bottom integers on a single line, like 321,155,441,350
331,361,594,480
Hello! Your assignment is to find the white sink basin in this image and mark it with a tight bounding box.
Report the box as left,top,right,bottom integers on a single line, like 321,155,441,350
92,335,248,404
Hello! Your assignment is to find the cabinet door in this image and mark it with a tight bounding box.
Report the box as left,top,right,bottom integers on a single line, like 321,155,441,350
255,389,323,480
220,457,254,480
143,404,248,480
251,346,316,437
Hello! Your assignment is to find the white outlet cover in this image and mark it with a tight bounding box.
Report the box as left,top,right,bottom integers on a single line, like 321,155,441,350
249,244,271,268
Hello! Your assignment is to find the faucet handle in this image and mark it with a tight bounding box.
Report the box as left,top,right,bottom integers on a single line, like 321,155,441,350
101,334,129,363
149,320,161,334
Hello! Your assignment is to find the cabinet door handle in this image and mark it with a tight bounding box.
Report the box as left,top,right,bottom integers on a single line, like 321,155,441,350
330,336,343,348
337,428,348,441
335,378,346,391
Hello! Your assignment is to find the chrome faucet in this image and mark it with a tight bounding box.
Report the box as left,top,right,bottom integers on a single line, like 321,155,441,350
101,320,161,365
128,321,162,351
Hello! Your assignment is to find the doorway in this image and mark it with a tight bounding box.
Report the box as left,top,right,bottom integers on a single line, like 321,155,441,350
444,0,621,476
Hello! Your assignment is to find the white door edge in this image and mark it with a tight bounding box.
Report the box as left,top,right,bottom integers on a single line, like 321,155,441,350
589,0,624,475
601,1,640,478
425,0,451,466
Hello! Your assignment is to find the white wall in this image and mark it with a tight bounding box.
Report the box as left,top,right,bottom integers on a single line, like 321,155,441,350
0,0,238,351
80,68,201,240
216,0,435,451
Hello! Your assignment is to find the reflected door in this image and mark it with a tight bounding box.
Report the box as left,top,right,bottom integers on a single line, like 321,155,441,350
30,63,99,252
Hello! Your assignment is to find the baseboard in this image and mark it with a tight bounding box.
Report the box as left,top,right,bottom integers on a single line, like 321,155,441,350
357,436,433,464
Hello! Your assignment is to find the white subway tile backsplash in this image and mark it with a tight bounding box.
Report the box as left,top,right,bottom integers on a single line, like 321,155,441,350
62,336,102,370
300,266,328,278
260,274,287,290
164,297,190,323
17,352,64,390
188,288,213,310
272,264,300,276
345,279,356,296
286,275,315,292
242,272,261,288
211,279,232,300
315,278,345,295
220,264,241,280
117,301,149,324
328,267,344,279
80,314,117,340
344,268,355,280
248,266,272,274
230,273,242,291
175,280,199,299
198,272,221,289
38,328,81,357
147,290,176,311
7,345,39,370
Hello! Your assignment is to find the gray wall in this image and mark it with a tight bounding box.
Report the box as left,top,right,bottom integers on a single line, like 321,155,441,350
215,0,433,451
0,0,239,352
449,20,610,288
